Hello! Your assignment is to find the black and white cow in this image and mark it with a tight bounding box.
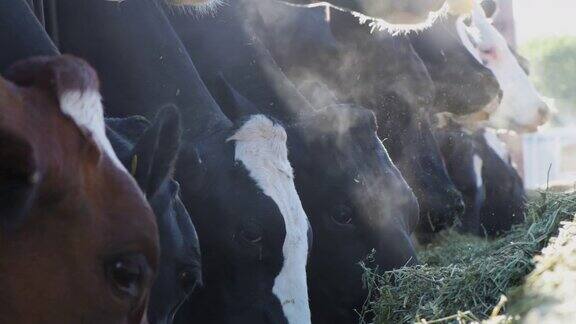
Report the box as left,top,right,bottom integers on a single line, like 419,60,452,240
456,1,551,132
54,1,313,323
107,107,203,324
474,128,526,236
435,122,485,235
174,108,312,324
435,120,526,237
409,10,501,115
167,2,419,323
247,1,464,238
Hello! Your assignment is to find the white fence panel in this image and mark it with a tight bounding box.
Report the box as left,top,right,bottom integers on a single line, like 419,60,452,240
523,128,576,189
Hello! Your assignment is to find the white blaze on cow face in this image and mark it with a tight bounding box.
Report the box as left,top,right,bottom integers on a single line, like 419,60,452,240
227,115,312,324
60,90,127,172
456,2,551,132
472,154,483,188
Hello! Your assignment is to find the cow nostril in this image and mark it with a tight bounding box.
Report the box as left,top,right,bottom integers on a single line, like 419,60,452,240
448,189,465,216
454,199,465,215
497,89,503,102
538,105,551,121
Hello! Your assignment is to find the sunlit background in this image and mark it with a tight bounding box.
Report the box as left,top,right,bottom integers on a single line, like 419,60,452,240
516,0,576,44
507,0,576,189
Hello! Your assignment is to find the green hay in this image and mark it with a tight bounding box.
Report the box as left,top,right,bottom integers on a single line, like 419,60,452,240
360,192,576,324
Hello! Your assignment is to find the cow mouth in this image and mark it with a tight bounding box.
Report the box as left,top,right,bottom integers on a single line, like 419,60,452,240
510,121,539,134
165,280,200,323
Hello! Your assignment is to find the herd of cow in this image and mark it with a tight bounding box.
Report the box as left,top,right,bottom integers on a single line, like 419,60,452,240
0,0,551,323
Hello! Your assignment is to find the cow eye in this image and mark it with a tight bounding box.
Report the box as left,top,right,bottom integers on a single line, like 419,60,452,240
332,205,353,226
104,253,149,300
178,269,198,292
479,47,497,63
240,228,263,244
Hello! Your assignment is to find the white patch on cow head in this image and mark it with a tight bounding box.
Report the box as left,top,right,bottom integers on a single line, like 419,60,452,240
60,90,127,171
457,2,551,132
165,0,224,16
227,115,311,324
472,154,483,188
483,129,509,162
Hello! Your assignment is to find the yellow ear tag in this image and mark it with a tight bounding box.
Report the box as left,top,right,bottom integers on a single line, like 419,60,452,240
448,0,474,15
131,155,138,176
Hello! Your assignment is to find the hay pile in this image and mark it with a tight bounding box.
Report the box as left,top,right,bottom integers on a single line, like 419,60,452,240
360,192,576,323
507,214,576,323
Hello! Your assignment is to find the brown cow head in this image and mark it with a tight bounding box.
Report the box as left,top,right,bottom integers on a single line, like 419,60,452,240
0,55,159,324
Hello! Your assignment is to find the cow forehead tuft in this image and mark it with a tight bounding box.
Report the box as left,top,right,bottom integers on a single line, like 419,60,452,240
60,90,104,136
228,115,289,147
60,89,126,171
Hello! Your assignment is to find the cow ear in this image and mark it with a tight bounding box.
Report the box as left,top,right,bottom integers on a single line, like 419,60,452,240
131,105,182,198
0,128,39,232
106,116,151,165
212,74,261,122
106,116,151,146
